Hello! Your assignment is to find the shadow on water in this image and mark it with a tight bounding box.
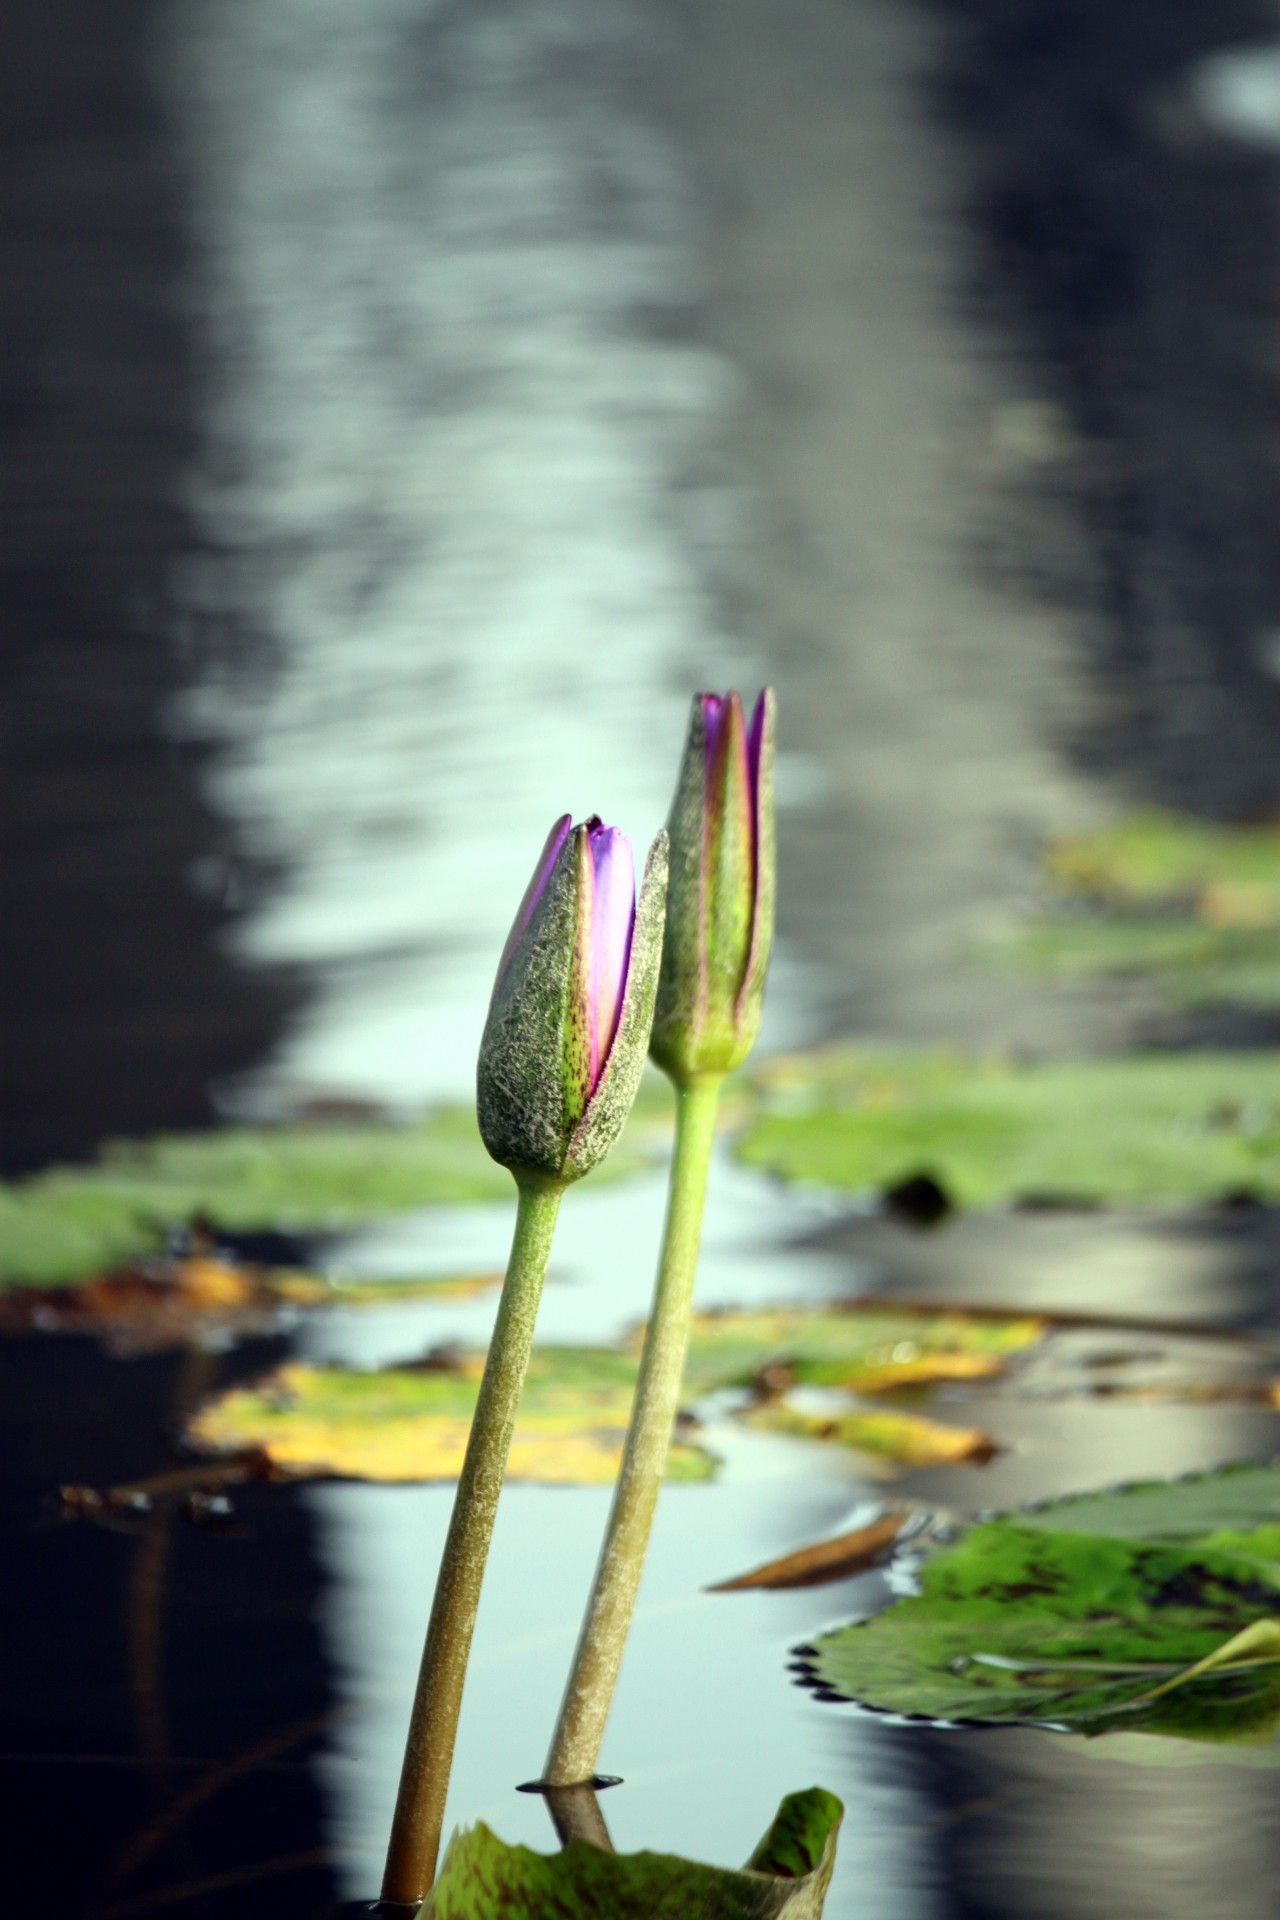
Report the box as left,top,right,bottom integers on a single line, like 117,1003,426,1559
931,0,1280,817
0,2,303,1173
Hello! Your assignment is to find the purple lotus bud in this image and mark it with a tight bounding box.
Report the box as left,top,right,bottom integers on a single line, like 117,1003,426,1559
478,816,668,1185
650,688,775,1083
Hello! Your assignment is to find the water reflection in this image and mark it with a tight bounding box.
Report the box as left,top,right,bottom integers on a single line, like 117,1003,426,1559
160,0,760,1114
900,1722,1280,1920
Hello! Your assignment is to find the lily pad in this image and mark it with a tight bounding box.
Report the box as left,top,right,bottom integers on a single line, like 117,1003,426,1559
679,1305,1042,1396
425,1786,842,1919
984,913,1280,1009
737,1049,1280,1205
188,1349,717,1486
0,1256,500,1355
0,1092,671,1289
743,1401,997,1467
1012,1465,1280,1544
1044,811,1280,912
980,812,1280,1007
802,1466,1280,1749
804,1521,1280,1744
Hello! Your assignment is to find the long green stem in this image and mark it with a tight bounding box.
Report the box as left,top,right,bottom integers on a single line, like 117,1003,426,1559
381,1175,565,1906
543,1074,722,1786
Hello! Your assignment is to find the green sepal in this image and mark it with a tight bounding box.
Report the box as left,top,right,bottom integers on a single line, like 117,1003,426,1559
651,690,776,1083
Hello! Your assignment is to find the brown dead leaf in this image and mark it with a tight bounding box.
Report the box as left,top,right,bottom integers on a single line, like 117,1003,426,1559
709,1509,914,1592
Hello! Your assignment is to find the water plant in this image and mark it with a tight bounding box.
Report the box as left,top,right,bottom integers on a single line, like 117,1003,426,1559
544,690,776,1787
380,815,668,1905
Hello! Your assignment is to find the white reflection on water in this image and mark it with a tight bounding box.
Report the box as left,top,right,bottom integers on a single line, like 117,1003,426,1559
159,3,911,1911
163,0,765,1114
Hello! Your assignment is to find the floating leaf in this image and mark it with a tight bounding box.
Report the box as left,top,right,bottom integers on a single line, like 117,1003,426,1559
983,914,1280,1008
737,1049,1280,1205
977,812,1280,1007
710,1511,914,1591
803,1521,1280,1744
1044,812,1280,912
743,1400,997,1467
0,1257,500,1355
802,1466,1280,1750
679,1305,1042,1397
1012,1465,1280,1545
0,1088,672,1289
188,1349,716,1486
424,1787,842,1919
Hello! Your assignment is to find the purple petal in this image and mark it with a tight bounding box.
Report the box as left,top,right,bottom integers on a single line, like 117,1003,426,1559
747,691,766,803
493,813,572,989
700,692,726,772
586,821,635,1090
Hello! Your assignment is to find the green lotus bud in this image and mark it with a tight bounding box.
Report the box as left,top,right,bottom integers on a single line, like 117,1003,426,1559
478,816,669,1184
649,689,775,1084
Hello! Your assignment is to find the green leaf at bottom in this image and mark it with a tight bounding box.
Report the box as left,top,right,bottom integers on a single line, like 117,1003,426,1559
424,1788,842,1919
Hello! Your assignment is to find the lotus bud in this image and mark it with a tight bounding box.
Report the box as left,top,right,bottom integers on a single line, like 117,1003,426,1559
649,688,775,1084
478,816,669,1184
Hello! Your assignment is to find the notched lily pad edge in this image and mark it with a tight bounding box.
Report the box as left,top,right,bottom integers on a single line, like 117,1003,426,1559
786,1459,1280,1731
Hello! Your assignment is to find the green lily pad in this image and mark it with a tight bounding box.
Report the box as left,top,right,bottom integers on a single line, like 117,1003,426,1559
737,1048,1280,1205
424,1787,842,1919
1013,1465,1280,1544
1044,811,1280,910
979,811,1280,1008
188,1346,716,1486
803,1466,1280,1749
0,1087,672,1289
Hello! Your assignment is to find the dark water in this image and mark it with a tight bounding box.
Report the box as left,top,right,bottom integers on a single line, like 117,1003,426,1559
7,1,1280,1915
933,0,1280,816
0,3,302,1172
0,1335,337,1918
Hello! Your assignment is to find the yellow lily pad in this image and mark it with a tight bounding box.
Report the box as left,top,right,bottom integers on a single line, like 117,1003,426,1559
188,1349,716,1486
741,1400,997,1467
679,1304,1043,1395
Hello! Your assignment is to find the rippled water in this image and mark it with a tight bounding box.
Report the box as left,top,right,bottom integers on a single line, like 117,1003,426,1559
161,0,765,1113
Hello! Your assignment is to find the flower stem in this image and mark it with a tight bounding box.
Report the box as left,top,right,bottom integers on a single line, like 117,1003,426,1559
380,1175,565,1906
543,1074,722,1786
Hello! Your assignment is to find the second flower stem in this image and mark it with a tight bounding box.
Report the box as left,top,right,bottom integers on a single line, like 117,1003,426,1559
543,1073,722,1786
380,1174,564,1906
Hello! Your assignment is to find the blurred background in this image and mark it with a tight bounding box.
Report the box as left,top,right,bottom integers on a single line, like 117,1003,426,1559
6,5,1280,1918
8,0,1280,1173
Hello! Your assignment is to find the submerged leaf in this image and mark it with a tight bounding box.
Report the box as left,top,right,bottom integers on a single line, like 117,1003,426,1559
188,1350,716,1486
425,1787,842,1919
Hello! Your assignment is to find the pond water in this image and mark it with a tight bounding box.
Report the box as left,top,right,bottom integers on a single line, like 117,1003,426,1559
6,0,1280,1915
